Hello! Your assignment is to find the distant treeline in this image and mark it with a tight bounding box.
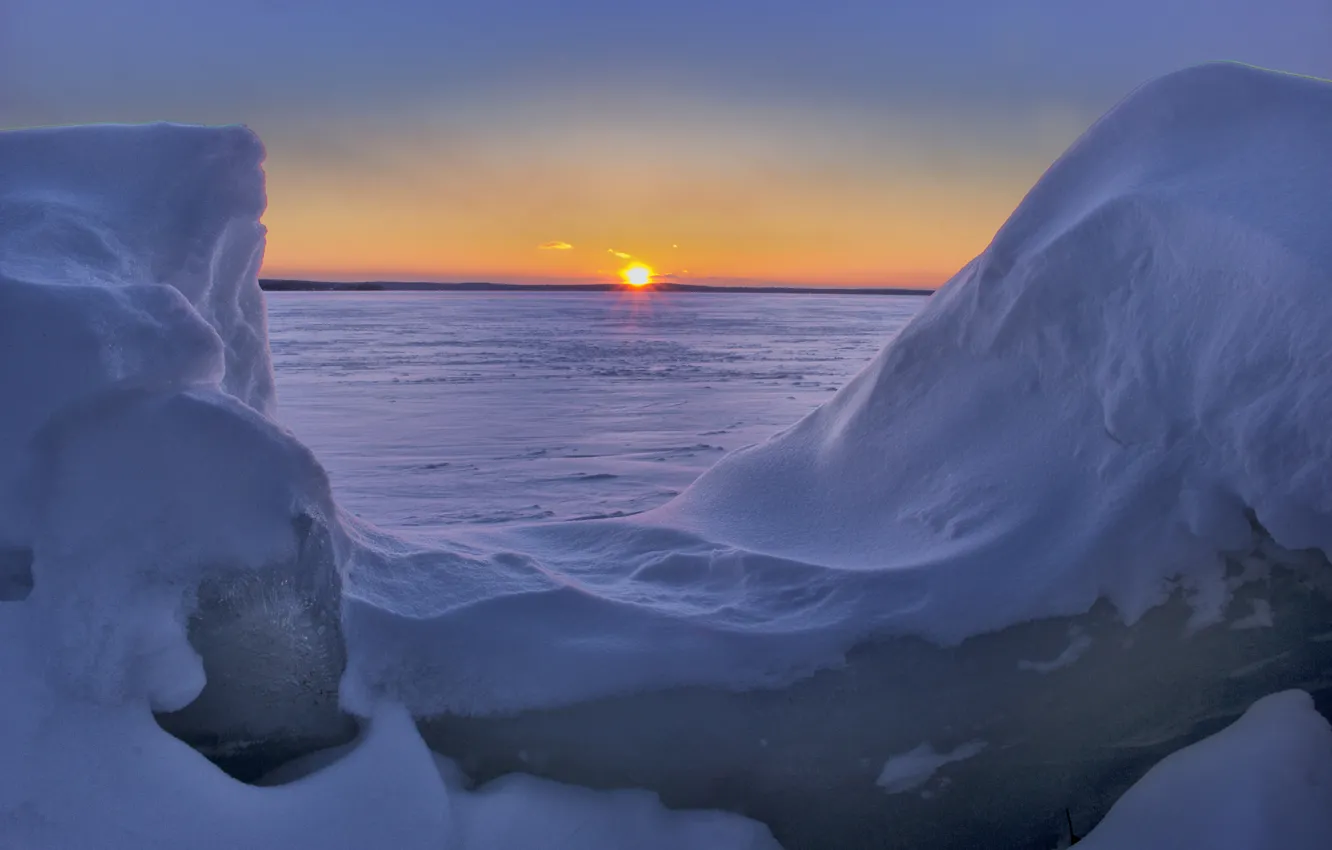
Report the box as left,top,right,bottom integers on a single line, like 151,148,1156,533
259,279,934,296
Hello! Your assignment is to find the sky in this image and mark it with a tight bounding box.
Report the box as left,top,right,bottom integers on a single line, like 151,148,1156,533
3,1,1330,287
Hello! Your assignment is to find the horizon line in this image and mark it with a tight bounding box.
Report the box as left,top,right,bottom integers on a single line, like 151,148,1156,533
259,277,937,295
257,269,948,290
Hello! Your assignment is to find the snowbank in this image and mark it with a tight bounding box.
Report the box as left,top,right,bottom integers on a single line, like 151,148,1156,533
0,123,776,850
1081,690,1332,850
0,123,273,414
663,60,1332,635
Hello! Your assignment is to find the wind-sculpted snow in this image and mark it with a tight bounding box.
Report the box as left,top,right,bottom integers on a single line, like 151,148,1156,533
0,122,778,849
661,61,1332,634
330,65,1332,726
0,124,350,759
334,63,1332,846
0,123,274,413
4,63,1332,850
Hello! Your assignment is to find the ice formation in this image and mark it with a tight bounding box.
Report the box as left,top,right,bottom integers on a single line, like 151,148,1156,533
4,62,1332,850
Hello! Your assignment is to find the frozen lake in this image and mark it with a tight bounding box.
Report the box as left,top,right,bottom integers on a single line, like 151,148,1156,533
266,291,925,530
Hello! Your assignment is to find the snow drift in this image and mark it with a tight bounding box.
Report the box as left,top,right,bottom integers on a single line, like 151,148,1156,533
331,64,1332,846
339,62,1332,715
0,123,777,850
663,60,1332,623
4,62,1332,850
1079,690,1332,850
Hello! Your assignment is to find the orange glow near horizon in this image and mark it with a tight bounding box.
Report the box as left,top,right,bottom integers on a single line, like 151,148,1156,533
254,100,1078,288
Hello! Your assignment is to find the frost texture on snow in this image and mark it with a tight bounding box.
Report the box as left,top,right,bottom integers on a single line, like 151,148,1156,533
5,63,1332,850
1080,690,1332,850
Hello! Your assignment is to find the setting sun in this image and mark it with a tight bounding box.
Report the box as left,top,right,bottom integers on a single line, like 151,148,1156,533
622,263,653,287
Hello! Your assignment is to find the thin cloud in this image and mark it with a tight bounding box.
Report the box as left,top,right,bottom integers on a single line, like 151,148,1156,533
539,240,573,250
608,248,633,259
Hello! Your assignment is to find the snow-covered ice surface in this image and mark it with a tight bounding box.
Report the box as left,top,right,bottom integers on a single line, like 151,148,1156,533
266,291,913,529
5,62,1332,850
